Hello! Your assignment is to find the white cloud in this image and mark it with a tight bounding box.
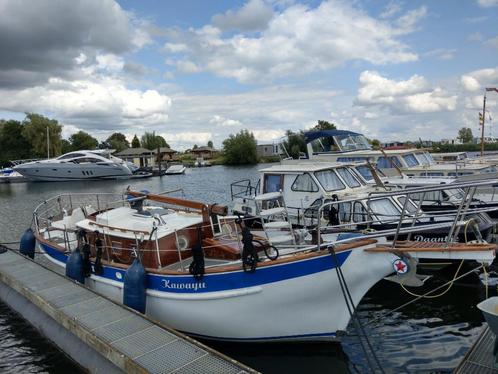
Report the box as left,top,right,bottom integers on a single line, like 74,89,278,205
394,6,427,33
212,0,274,31
0,74,172,130
424,48,456,60
461,67,498,92
252,129,286,141
477,0,498,7
356,71,456,113
380,1,402,19
96,54,125,72
164,1,419,83
209,115,242,127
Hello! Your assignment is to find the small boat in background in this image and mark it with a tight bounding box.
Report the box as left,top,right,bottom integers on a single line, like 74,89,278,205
0,167,26,183
165,164,186,175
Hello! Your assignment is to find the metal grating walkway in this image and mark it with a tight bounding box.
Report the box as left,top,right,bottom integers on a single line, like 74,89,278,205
0,249,256,373
454,326,498,374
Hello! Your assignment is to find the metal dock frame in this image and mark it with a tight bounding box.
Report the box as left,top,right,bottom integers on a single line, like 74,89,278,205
454,326,498,373
0,248,257,374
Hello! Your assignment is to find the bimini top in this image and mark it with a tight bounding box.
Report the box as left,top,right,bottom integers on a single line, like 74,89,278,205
304,130,372,152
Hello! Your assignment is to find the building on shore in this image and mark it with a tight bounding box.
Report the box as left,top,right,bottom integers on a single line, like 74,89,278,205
114,147,178,167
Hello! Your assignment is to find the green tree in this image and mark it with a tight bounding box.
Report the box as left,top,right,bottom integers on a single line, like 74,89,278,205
193,144,198,149
69,131,98,150
222,130,258,165
0,120,31,161
22,113,62,157
207,140,213,148
131,134,140,148
370,139,381,149
141,131,169,150
458,127,473,143
311,120,336,131
282,130,306,159
61,139,72,154
105,132,129,152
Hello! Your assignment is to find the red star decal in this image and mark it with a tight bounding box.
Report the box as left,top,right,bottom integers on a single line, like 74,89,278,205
395,261,406,272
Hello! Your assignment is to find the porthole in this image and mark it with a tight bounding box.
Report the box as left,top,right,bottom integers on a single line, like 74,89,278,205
176,235,189,250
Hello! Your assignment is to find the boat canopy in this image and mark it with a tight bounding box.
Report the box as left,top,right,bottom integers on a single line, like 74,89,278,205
304,130,372,152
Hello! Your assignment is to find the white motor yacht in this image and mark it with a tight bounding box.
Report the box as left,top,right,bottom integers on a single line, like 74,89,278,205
301,130,498,179
14,150,133,181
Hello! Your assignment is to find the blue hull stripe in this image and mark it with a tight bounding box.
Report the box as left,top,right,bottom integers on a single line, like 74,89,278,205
40,243,351,293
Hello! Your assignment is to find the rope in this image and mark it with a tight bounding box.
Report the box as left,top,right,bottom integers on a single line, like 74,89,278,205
0,241,20,245
399,259,464,299
366,264,486,327
329,245,385,374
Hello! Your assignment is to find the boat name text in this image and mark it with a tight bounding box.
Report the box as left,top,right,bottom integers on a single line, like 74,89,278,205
161,279,207,291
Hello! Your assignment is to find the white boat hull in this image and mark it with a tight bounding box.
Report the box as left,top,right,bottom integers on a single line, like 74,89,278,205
39,240,396,341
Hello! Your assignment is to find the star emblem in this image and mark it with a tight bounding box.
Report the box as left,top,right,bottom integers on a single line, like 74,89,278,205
393,259,408,274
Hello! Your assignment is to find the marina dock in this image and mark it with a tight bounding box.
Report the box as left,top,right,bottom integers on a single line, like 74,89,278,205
0,247,256,373
454,325,498,373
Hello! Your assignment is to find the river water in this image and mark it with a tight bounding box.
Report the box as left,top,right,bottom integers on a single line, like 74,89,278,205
0,164,490,373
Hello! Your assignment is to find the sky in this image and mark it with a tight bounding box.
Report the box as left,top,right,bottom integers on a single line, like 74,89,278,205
0,0,497,150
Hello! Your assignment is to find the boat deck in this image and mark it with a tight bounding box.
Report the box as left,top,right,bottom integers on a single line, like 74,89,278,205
0,248,256,373
454,325,498,373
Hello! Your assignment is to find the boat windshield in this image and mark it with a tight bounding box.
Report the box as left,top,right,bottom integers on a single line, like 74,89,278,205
314,170,345,191
415,152,433,166
367,198,400,221
335,134,371,151
336,167,362,187
402,154,419,167
57,153,85,160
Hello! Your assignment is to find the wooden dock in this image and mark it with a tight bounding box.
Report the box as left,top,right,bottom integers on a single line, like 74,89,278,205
454,325,498,373
0,248,257,373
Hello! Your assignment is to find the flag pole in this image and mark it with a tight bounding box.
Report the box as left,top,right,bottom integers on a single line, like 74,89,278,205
481,91,486,157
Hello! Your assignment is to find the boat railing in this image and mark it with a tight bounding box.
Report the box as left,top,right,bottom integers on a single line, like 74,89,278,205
230,179,259,200
315,178,498,250
33,192,128,234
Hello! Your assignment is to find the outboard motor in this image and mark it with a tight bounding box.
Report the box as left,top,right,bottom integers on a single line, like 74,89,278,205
123,259,147,313
19,228,36,259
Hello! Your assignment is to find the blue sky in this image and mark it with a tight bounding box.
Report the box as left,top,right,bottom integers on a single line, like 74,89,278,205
0,0,497,149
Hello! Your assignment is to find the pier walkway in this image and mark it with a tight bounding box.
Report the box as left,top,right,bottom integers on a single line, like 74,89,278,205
454,325,498,374
0,248,256,373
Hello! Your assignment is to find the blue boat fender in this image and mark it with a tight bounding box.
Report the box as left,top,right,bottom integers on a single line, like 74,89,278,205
123,259,147,313
19,228,36,259
65,248,85,284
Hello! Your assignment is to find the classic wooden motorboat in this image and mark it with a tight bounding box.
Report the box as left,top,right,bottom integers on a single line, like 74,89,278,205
28,188,497,342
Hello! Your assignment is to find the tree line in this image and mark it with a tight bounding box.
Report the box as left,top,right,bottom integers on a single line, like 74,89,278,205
0,113,176,166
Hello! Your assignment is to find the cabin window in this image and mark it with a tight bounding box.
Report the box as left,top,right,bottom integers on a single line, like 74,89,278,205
291,173,319,192
337,157,367,162
377,156,401,169
314,170,345,191
396,197,418,214
353,202,367,222
338,202,351,222
336,167,361,188
57,153,85,160
402,154,419,167
354,165,373,181
407,189,443,202
367,198,400,222
264,174,283,193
